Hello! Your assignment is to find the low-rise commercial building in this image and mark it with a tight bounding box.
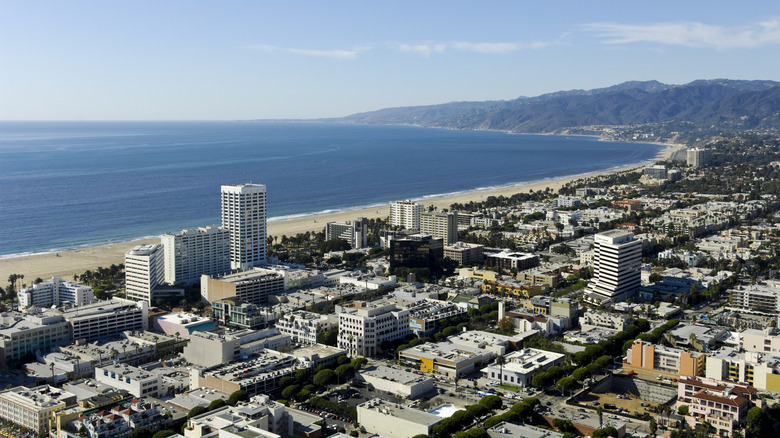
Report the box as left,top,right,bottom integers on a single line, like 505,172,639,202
59,298,148,342
0,385,77,433
705,348,780,392
482,349,565,387
357,398,442,438
356,366,434,399
190,351,299,397
184,329,291,368
152,312,216,339
399,341,493,379
95,364,162,398
211,298,271,330
484,250,539,271
0,310,71,368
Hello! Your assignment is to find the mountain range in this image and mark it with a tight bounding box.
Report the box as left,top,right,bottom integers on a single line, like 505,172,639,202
332,79,780,132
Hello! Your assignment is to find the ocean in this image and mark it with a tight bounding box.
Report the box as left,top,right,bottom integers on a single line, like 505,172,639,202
0,121,662,258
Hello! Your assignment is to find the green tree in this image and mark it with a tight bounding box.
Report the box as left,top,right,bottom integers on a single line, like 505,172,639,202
497,317,515,334
596,406,604,429
130,428,151,438
208,399,226,411
555,377,576,396
552,418,573,432
746,406,770,437
227,390,248,406
152,431,176,438
187,406,208,419
335,364,354,384
313,369,335,386
281,384,300,400
495,355,507,384
649,418,658,436
677,405,689,416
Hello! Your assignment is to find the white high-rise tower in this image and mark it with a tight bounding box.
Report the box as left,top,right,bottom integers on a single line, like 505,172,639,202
585,230,642,304
221,184,267,270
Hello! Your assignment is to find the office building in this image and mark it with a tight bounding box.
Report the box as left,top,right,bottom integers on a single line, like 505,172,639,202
356,366,434,399
161,226,230,284
190,350,298,397
420,211,458,245
95,363,162,398
625,340,705,379
0,385,77,433
18,277,95,309
389,200,424,230
643,165,668,180
389,234,443,272
337,301,410,357
484,250,540,271
275,310,337,345
0,310,71,368
325,217,369,249
687,147,711,167
399,341,493,379
211,298,270,330
443,242,484,265
125,244,165,302
200,267,284,306
482,349,565,387
585,230,642,303
221,183,267,270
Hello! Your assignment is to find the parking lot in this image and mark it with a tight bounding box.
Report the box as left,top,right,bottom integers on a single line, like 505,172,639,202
576,391,655,417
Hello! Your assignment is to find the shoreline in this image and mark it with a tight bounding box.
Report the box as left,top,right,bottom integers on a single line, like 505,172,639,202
0,141,684,284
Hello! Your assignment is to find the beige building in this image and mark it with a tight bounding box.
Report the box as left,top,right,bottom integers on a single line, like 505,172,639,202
125,244,165,302
337,301,410,357
389,200,424,230
221,184,267,270
443,242,484,265
0,385,77,433
625,340,705,379
275,310,337,345
420,211,459,245
357,398,442,438
161,226,230,285
201,267,285,305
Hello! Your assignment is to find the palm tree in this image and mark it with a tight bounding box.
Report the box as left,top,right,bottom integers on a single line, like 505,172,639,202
596,406,604,429
121,344,127,359
110,349,119,362
50,363,56,380
495,355,507,385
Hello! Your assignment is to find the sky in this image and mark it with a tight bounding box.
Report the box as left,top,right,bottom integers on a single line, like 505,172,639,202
2,1,780,120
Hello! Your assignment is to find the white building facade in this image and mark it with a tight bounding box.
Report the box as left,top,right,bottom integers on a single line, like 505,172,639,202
221,184,267,270
389,200,423,230
586,230,642,303
161,226,231,284
337,302,410,357
420,211,459,245
125,244,165,302
18,277,95,309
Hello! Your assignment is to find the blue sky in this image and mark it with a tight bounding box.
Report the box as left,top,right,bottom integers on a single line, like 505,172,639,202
2,1,779,120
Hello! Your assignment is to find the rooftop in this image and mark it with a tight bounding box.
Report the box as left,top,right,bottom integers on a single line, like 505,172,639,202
358,398,441,426
359,365,432,386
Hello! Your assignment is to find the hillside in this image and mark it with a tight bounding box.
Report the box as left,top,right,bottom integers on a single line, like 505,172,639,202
333,79,780,132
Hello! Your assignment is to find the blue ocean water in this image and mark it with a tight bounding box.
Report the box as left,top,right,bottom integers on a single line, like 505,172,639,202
0,121,662,257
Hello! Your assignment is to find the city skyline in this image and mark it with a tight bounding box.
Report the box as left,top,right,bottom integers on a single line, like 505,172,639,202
1,1,779,120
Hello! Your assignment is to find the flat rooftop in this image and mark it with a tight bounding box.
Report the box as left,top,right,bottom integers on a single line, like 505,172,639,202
358,398,441,426
360,365,432,386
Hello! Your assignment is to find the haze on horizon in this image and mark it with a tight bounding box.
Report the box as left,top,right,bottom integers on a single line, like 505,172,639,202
2,1,780,121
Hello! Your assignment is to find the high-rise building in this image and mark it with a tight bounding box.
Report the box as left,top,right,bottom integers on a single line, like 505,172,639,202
325,217,369,248
687,148,711,167
420,211,458,245
585,230,642,303
161,226,230,284
221,184,267,270
125,244,165,302
389,200,423,230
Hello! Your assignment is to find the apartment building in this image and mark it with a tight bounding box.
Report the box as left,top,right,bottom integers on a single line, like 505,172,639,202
484,250,540,271
18,277,95,309
625,340,705,379
184,395,293,438
482,349,565,387
337,301,410,357
0,385,77,433
211,298,270,330
676,377,756,437
741,328,780,355
325,217,369,249
221,183,267,270
687,147,711,167
275,310,337,345
729,280,780,313
407,300,466,337
420,211,459,245
389,200,424,230
705,348,780,392
580,310,632,332
161,226,231,284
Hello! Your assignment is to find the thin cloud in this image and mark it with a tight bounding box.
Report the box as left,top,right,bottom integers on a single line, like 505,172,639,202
397,39,559,57
583,20,780,50
245,44,368,59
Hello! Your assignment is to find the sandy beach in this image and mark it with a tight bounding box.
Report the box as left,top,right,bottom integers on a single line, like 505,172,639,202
0,142,684,285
